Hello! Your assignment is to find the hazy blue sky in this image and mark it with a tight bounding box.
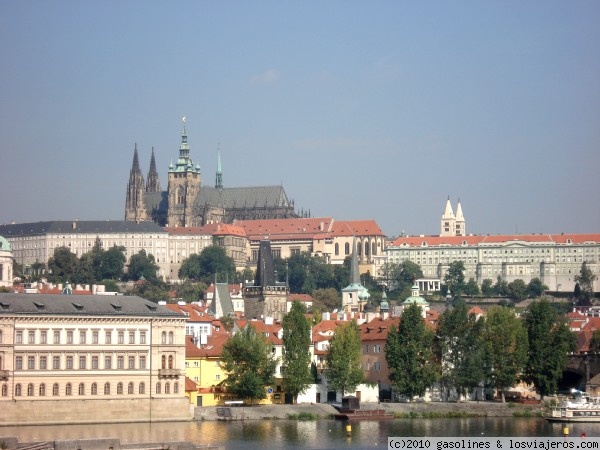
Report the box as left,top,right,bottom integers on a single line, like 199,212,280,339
1,1,598,237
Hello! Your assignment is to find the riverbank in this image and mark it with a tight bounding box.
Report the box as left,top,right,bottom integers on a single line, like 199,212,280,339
195,400,544,421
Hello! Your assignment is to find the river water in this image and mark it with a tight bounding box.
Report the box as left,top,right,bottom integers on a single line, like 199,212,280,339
1,418,597,449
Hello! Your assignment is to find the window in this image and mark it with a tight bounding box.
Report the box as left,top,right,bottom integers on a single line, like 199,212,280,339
168,331,174,344
168,355,174,369
161,355,166,369
52,383,59,396
27,383,34,396
104,383,110,395
129,331,135,344
65,383,72,396
129,356,135,369
174,382,179,394
105,356,112,369
91,383,97,395
156,383,161,394
28,330,35,344
105,330,112,344
128,382,134,394
39,383,46,396
66,356,73,369
79,330,86,344
40,330,47,344
345,242,350,255
215,374,221,381
79,355,86,369
118,331,124,344
335,243,339,256
92,356,99,369
117,356,124,369
16,330,23,344
92,331,99,344
15,383,22,396
161,331,167,344
40,356,47,370
78,383,85,395
140,331,146,344
53,356,60,370
15,356,22,370
28,356,35,370
54,330,60,344
67,330,74,344
139,382,145,395
165,382,170,394
117,382,123,395
139,355,146,369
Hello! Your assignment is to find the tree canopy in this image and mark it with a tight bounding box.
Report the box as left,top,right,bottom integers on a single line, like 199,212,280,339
281,301,313,404
178,246,236,284
325,321,364,396
444,261,466,298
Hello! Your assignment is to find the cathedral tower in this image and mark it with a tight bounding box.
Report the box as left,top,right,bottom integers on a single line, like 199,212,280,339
146,147,161,193
124,143,148,222
167,117,202,227
440,197,466,236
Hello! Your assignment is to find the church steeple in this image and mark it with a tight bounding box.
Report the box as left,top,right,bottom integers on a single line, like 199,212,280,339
455,198,466,236
440,196,456,237
215,143,223,191
125,143,148,222
146,147,161,193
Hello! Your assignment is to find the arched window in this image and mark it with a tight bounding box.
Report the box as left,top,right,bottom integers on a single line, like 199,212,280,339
161,332,167,344
372,242,377,256
65,383,72,396
91,383,98,395
39,383,46,396
52,383,59,396
334,243,339,256
78,383,85,395
364,241,369,256
104,382,110,395
168,331,174,344
128,382,134,395
174,382,179,394
168,355,174,369
27,383,34,396
1,384,7,397
156,382,161,394
165,382,170,394
176,186,185,205
357,242,362,256
0,330,3,343
139,382,145,395
344,242,350,255
161,355,166,369
117,382,123,395
15,384,22,396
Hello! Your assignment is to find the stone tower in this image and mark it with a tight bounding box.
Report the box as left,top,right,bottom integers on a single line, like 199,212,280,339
124,143,148,222
167,117,201,227
146,147,161,193
440,197,466,237
454,198,466,236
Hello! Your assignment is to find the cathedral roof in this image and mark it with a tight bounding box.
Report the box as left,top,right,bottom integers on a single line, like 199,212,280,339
194,185,293,210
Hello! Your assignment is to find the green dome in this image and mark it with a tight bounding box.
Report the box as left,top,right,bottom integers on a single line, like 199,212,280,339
0,235,11,252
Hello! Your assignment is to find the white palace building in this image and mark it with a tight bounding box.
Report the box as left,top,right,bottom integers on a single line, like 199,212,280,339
375,198,600,293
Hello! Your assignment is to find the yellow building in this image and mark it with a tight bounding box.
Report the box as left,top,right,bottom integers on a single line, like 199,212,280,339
0,293,190,425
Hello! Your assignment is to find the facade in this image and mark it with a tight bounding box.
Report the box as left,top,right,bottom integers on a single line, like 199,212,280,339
0,236,13,287
163,226,214,281
382,233,600,292
0,220,170,279
125,119,299,228
0,293,190,425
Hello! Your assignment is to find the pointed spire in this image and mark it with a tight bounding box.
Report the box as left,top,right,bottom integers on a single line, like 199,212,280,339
442,196,455,219
455,198,464,221
132,143,141,173
215,143,223,190
146,147,161,192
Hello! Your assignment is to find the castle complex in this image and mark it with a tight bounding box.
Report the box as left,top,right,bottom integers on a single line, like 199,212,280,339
125,118,299,227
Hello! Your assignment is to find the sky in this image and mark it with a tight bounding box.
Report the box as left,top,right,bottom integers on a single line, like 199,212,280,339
1,1,599,238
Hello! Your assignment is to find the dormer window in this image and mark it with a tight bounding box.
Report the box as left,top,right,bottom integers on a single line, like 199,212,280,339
111,303,122,312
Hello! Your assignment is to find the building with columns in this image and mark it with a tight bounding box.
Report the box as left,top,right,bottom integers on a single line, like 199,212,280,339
0,293,190,425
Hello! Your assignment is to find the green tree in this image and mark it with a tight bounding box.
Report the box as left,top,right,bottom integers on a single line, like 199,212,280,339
481,279,495,296
312,288,341,312
47,247,79,283
464,278,480,297
325,321,364,396
438,299,486,399
385,302,437,401
523,299,577,398
75,252,96,284
574,262,596,306
589,329,600,353
99,246,126,280
179,246,236,284
282,301,313,404
482,306,528,402
527,278,548,298
126,249,160,282
444,261,466,297
493,276,509,296
221,325,278,405
175,281,207,303
135,283,169,303
507,279,528,302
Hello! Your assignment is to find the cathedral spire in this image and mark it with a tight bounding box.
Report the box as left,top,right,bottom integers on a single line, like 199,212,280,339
215,143,223,190
132,143,142,174
146,147,161,192
125,143,147,222
440,196,456,237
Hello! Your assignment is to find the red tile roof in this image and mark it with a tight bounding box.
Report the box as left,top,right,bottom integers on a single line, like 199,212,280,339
164,303,215,322
185,376,198,392
234,217,334,240
360,317,400,341
331,220,385,237
391,233,600,247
